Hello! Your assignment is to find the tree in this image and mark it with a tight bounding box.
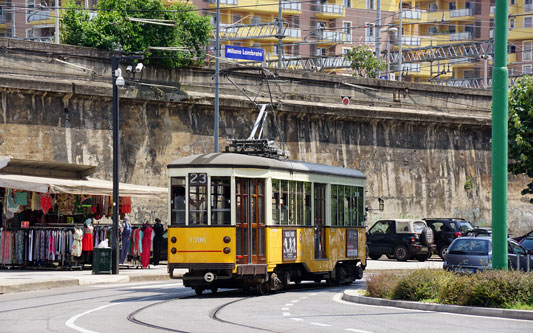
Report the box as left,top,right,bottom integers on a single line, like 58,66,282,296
60,0,212,68
344,45,385,78
508,75,533,203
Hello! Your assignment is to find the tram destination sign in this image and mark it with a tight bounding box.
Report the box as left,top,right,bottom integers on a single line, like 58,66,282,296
225,46,264,62
283,230,297,260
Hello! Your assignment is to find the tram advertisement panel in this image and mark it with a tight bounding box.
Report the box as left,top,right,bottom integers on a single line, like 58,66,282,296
283,230,297,260
346,229,358,257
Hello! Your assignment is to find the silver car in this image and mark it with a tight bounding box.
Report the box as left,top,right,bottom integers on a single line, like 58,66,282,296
443,236,533,273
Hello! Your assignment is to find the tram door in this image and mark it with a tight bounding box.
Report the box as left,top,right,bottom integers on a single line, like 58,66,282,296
235,178,266,265
314,183,327,259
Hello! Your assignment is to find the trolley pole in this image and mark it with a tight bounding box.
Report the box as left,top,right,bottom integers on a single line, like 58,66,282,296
491,0,509,270
214,0,220,153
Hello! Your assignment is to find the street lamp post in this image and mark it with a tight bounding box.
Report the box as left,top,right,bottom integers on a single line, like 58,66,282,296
111,55,142,274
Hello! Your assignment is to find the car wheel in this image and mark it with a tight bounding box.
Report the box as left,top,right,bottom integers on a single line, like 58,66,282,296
386,254,396,259
394,246,409,261
439,246,448,260
369,253,382,260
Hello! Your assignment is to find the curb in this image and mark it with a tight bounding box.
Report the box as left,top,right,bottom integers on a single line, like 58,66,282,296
0,273,183,295
342,291,533,321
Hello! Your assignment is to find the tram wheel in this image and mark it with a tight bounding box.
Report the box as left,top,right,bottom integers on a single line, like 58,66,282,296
282,271,291,288
194,288,204,296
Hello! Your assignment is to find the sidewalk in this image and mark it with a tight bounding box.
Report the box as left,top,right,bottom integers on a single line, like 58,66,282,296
0,263,185,295
0,258,442,295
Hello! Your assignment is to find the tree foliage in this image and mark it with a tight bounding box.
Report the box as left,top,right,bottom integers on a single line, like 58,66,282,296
60,0,212,68
508,75,533,203
344,45,385,78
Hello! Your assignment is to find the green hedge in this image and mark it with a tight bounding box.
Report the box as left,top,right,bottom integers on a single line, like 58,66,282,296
366,269,533,309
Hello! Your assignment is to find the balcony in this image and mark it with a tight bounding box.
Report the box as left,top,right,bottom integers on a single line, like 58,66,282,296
490,29,494,38
208,0,237,5
315,4,345,19
319,30,349,43
284,28,301,39
402,63,420,72
490,6,495,14
450,31,472,41
450,8,473,18
401,10,422,20
282,1,302,12
401,36,421,46
525,3,533,12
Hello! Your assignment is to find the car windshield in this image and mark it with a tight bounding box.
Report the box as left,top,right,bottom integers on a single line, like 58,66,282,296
453,221,474,232
412,221,426,233
520,238,533,250
448,239,489,255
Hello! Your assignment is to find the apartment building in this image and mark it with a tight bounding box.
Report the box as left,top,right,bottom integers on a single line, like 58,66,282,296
508,0,533,77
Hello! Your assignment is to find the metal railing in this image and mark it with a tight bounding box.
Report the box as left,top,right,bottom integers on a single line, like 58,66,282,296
401,10,422,20
450,8,473,17
284,28,301,38
320,30,349,42
401,36,421,46
281,0,301,11
525,3,533,12
27,11,51,22
208,0,238,5
315,4,344,15
450,31,472,41
490,6,495,14
449,57,477,64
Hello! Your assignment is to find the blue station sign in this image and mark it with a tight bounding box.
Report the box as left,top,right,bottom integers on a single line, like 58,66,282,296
225,46,264,62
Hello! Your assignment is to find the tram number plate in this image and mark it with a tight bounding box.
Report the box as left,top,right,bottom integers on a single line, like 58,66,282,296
283,230,297,260
189,173,207,185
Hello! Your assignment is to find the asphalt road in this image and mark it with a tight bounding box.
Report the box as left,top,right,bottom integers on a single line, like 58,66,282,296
1,279,532,333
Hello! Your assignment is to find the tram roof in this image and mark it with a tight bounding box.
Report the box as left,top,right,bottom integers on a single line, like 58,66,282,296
167,153,365,179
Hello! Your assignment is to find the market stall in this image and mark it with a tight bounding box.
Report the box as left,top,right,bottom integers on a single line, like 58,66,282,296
0,157,167,270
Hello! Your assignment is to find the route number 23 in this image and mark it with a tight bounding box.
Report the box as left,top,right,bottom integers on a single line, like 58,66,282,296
189,173,207,185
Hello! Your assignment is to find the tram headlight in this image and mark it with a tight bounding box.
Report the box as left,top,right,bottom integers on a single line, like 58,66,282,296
223,236,231,243
171,247,177,254
171,236,177,243
223,247,231,254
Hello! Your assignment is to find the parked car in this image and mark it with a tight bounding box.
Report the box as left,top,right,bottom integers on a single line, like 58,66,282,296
519,237,533,252
443,236,533,273
424,218,475,259
367,219,435,262
513,230,533,243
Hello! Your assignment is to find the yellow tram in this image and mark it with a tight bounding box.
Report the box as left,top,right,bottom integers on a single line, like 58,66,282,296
167,152,367,295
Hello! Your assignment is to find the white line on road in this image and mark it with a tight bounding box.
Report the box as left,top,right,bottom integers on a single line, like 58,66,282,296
282,307,290,311
129,282,183,289
290,300,299,303
310,322,331,327
282,312,291,316
290,318,304,321
345,328,374,333
284,303,294,306
65,304,117,333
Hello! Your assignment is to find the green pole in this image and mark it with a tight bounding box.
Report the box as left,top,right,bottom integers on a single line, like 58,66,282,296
491,0,509,270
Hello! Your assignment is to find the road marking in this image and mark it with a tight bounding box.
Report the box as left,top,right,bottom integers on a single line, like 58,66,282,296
129,282,183,289
284,303,294,306
290,318,303,321
290,300,299,303
282,312,291,316
65,304,117,333
300,296,308,299
282,307,290,311
309,293,318,296
310,322,331,327
345,329,374,333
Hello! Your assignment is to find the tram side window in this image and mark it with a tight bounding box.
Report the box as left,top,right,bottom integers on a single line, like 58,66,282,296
171,177,186,225
272,179,280,224
189,173,208,225
304,182,311,225
314,183,326,225
211,177,231,225
356,186,364,226
344,186,350,226
281,180,289,225
331,185,338,226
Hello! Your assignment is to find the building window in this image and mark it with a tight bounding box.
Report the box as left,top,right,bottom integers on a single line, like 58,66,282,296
508,44,516,53
510,0,515,5
366,0,374,10
524,41,532,61
525,17,533,28
509,67,514,76
429,4,438,12
449,2,456,10
523,64,532,74
344,0,351,8
509,18,515,29
449,25,456,34
343,21,351,36
251,16,261,24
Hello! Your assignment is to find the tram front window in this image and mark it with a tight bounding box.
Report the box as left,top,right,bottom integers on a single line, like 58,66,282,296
171,177,186,225
189,173,207,225
211,177,231,225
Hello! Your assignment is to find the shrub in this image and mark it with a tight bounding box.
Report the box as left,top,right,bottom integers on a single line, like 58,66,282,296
366,273,401,299
392,269,452,301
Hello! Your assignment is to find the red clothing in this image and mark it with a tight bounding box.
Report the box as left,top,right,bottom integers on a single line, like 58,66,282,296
141,226,152,268
82,225,94,251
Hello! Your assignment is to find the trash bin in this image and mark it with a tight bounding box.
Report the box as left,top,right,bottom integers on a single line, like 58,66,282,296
92,247,112,274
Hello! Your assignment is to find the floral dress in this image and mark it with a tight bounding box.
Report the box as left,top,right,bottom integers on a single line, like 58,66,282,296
72,228,83,257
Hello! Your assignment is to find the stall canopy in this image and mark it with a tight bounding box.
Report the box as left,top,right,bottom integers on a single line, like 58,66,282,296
0,157,167,200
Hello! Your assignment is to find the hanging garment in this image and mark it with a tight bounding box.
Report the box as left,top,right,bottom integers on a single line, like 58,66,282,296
31,193,41,211
7,189,20,213
152,222,164,266
119,197,132,214
120,220,132,264
82,224,94,252
41,194,52,214
72,228,83,257
141,225,152,268
15,192,28,206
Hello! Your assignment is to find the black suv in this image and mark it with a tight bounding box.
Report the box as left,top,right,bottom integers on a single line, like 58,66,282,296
423,218,475,259
367,219,435,261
